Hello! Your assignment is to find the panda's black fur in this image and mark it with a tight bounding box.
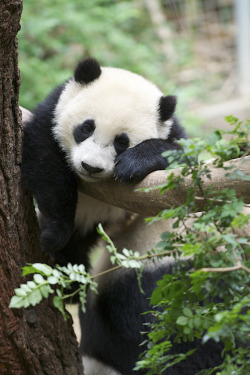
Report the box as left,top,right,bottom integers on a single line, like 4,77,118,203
22,58,223,375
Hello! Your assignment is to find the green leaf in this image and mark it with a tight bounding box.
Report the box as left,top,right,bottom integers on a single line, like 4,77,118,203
205,131,222,146
120,260,130,268
97,223,108,240
40,285,52,298
73,264,79,272
47,276,59,285
53,296,67,320
117,254,126,260
183,307,193,318
33,274,45,284
176,316,188,326
126,259,142,268
78,275,87,284
78,264,85,273
79,289,87,313
27,281,36,289
15,288,28,297
20,284,32,293
22,265,37,277
9,295,25,309
182,243,200,255
32,263,53,276
122,248,130,257
28,288,43,306
184,326,192,334
194,317,201,328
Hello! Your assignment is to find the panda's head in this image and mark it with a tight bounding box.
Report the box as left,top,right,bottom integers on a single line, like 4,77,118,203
53,58,177,182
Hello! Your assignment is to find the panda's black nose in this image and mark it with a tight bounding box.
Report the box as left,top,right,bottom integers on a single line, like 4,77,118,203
81,162,104,175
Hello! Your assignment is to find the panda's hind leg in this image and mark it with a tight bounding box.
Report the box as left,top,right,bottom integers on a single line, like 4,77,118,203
49,226,99,270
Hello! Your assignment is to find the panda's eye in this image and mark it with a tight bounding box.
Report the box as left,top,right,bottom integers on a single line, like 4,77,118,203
114,133,130,155
73,119,95,144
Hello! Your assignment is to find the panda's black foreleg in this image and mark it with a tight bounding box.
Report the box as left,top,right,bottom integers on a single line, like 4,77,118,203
50,227,97,269
37,199,77,254
22,125,77,252
114,138,183,183
22,84,78,253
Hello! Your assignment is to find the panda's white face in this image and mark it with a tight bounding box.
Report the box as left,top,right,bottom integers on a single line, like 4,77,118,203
53,67,173,182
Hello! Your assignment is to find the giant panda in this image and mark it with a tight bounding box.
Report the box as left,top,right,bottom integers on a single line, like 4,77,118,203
22,58,223,375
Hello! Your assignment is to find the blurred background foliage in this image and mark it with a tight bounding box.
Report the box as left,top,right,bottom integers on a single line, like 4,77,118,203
19,0,248,135
20,0,169,108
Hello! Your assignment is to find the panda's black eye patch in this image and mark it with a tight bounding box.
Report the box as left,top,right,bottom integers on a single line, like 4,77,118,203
73,119,95,144
114,133,130,155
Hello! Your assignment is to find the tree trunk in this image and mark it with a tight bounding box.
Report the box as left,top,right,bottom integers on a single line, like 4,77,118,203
0,2,83,374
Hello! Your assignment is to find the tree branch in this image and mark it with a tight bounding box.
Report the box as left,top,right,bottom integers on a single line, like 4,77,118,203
198,262,250,274
21,107,250,216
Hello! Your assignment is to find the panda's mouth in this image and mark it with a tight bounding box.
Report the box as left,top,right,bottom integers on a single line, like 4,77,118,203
77,172,102,182
77,170,108,183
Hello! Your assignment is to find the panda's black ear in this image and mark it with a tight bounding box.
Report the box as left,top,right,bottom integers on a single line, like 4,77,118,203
158,95,177,122
74,58,102,85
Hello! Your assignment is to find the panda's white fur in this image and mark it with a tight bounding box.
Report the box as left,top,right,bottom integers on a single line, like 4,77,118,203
82,355,122,375
53,67,173,182
74,191,126,236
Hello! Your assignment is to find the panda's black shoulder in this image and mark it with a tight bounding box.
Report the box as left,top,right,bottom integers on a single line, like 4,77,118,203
22,81,71,190
22,81,68,160
29,81,67,127
168,117,187,142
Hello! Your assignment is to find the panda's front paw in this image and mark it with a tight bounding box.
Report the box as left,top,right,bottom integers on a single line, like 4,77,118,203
40,220,74,253
114,148,153,183
114,161,144,183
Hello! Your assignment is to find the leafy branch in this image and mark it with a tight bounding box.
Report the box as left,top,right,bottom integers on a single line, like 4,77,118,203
9,223,178,317
135,117,250,374
9,262,98,319
198,262,250,274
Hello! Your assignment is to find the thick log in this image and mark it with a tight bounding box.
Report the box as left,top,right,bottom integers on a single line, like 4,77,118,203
79,157,250,215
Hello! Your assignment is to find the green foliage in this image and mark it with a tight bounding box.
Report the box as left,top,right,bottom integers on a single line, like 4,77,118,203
9,262,98,319
19,0,208,132
19,0,168,109
97,224,142,269
9,224,146,317
135,118,250,374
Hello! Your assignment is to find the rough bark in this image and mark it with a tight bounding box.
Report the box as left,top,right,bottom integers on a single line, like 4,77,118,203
0,2,83,374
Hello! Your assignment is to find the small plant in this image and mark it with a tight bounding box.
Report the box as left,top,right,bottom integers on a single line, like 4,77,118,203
135,117,250,374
